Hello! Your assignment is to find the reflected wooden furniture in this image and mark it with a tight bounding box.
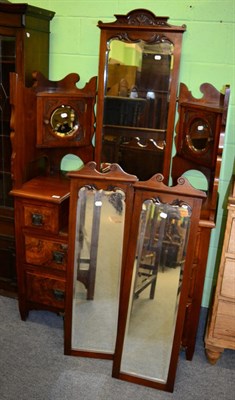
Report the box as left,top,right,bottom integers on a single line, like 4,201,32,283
205,177,235,364
76,189,102,300
10,73,97,319
0,2,54,297
133,203,159,300
133,200,184,300
171,82,230,360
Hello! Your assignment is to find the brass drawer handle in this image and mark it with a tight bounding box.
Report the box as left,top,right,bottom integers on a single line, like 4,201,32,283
31,213,43,226
53,289,65,301
52,250,65,264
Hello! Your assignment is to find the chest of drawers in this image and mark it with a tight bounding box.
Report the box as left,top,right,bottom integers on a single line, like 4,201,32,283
205,177,235,363
11,175,70,320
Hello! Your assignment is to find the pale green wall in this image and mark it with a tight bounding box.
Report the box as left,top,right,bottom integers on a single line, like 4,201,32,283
11,0,235,307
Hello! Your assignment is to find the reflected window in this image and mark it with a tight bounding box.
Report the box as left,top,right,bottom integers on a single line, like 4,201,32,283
104,39,173,130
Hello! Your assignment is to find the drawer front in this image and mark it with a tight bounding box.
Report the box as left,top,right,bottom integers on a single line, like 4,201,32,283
23,203,59,234
25,271,65,309
221,257,235,300
214,300,235,340
217,300,235,319
25,235,68,271
227,214,235,254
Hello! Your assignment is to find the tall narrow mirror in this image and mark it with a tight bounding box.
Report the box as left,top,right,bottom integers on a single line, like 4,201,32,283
113,175,206,392
95,9,186,181
102,39,172,180
120,199,191,382
64,162,138,358
72,186,125,353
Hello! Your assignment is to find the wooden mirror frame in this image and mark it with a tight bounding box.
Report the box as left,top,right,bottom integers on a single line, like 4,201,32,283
35,72,97,149
64,161,138,359
172,82,230,221
112,174,206,392
10,72,97,188
95,9,186,182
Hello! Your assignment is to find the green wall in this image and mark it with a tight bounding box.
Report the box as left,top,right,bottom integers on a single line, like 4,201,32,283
11,0,235,307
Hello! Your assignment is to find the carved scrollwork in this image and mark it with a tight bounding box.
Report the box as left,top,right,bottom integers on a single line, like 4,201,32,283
113,9,170,27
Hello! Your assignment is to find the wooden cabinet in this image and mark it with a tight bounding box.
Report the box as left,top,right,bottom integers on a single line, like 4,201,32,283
11,176,70,319
10,70,97,318
0,3,54,296
171,82,230,360
205,177,235,364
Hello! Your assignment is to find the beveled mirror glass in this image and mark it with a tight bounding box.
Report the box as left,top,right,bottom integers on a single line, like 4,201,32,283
72,185,125,353
120,198,191,382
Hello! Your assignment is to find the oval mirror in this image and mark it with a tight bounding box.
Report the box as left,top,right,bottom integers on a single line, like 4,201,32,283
50,105,79,137
186,118,211,152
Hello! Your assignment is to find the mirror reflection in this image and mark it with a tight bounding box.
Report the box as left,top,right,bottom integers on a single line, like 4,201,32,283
187,118,211,151
104,40,173,129
120,198,191,383
102,39,173,179
72,185,125,353
50,105,79,137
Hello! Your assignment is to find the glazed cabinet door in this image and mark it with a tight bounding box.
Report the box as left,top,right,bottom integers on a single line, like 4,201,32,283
0,4,54,296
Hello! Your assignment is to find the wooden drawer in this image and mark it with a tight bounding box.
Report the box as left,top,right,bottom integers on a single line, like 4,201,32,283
24,235,68,271
23,203,60,234
213,300,235,340
217,300,235,319
25,271,65,309
227,215,235,254
221,257,235,299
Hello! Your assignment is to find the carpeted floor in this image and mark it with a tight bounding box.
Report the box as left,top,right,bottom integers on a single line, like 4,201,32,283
0,296,234,400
